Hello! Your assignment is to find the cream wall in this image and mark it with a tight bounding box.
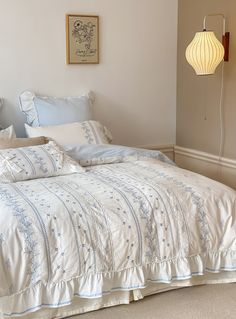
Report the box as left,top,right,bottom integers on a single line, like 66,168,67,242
177,0,236,159
0,0,177,146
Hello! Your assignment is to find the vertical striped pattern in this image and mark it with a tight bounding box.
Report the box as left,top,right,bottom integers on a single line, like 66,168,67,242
185,31,224,75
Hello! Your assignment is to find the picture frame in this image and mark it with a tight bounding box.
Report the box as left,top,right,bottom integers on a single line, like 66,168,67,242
66,14,99,64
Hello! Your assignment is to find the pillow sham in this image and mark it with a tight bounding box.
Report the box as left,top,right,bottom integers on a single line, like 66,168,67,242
25,120,113,146
0,141,84,183
0,136,48,150
19,91,94,127
0,126,16,139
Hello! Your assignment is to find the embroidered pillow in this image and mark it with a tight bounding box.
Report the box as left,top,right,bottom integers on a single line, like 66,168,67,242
0,126,16,139
19,91,94,127
0,141,84,183
25,121,113,146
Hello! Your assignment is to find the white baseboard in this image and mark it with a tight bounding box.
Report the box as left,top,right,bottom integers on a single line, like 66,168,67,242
175,146,236,190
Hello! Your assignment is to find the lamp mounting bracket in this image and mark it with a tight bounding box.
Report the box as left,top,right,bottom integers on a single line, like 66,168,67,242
203,13,230,61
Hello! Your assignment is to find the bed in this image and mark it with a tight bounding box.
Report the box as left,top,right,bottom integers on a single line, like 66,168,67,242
0,143,236,319
1,91,236,318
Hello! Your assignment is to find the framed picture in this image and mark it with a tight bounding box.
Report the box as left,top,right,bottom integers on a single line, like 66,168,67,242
66,14,99,64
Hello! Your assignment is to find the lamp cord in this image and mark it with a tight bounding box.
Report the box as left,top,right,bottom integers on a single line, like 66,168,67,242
218,61,225,179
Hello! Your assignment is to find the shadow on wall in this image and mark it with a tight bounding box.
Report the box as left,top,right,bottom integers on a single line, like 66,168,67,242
0,99,26,137
93,91,147,146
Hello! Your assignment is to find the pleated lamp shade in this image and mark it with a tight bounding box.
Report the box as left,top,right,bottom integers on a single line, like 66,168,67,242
185,31,225,75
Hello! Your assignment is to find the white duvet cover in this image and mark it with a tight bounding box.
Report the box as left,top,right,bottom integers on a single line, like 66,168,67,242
0,146,236,318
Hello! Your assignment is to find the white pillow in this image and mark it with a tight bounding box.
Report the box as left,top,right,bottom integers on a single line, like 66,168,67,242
0,141,84,183
19,91,94,127
0,126,16,139
25,121,113,146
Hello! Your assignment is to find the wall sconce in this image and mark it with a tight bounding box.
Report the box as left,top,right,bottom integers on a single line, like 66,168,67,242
185,14,230,170
185,14,230,76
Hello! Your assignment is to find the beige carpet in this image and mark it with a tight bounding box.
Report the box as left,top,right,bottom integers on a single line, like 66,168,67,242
67,284,236,319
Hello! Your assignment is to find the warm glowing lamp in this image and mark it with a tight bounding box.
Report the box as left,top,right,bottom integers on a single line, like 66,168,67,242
186,31,224,75
185,14,230,76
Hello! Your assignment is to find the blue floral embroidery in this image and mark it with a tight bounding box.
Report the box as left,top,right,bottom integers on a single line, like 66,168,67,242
91,166,188,263
27,148,49,174
135,164,210,251
0,186,40,283
81,122,95,144
89,170,145,265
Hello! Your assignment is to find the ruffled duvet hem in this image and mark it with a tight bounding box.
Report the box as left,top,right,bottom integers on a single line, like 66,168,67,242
1,250,236,317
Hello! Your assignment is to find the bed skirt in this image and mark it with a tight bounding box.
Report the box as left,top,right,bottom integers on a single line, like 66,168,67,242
6,271,236,319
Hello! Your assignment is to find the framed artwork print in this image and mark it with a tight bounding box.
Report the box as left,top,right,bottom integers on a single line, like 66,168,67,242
66,14,99,64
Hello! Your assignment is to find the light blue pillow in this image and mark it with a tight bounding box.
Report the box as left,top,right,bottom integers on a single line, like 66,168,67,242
19,91,94,127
